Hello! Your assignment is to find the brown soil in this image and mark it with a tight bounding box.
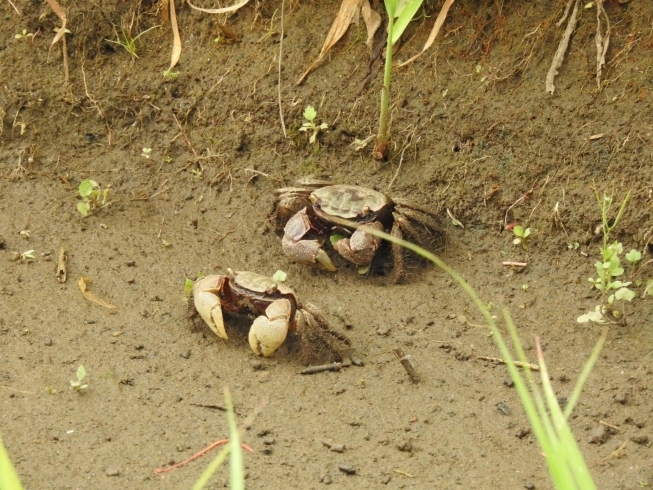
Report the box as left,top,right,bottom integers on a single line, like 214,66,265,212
1,0,652,488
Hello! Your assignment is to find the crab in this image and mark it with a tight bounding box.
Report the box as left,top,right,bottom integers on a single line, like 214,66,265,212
274,181,444,281
190,269,350,361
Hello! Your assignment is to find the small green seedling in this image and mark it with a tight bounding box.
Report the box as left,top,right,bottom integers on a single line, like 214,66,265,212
374,0,424,159
70,365,88,392
184,278,195,296
625,249,641,267
77,179,110,217
14,29,35,40
512,226,531,249
163,69,179,80
578,189,636,324
299,106,328,144
106,24,161,58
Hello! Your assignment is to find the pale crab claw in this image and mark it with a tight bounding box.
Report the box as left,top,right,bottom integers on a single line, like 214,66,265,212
248,298,291,357
282,209,337,272
192,276,228,340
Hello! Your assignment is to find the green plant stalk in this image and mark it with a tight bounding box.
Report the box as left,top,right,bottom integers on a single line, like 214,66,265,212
335,218,598,489
0,432,24,490
374,2,395,159
193,387,244,490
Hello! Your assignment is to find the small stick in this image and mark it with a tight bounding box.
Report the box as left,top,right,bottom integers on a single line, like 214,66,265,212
393,348,420,383
157,218,165,239
172,113,199,157
477,356,539,371
299,363,341,375
502,261,527,268
277,0,287,137
153,439,254,476
6,0,20,14
393,469,414,478
599,420,622,432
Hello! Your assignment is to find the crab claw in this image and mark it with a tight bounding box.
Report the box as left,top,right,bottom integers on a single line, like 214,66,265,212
249,298,291,357
282,209,337,272
192,276,228,340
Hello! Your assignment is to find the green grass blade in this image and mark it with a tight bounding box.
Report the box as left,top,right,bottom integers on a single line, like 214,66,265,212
225,388,244,490
392,0,424,45
0,432,24,490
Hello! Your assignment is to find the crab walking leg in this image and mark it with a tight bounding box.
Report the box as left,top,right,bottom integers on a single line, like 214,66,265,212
192,276,228,340
332,221,383,266
249,298,292,357
282,208,337,272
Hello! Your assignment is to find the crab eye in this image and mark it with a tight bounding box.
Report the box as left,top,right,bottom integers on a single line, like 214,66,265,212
361,206,371,217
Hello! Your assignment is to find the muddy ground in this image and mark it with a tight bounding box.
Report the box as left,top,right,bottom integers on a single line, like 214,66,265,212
1,0,652,488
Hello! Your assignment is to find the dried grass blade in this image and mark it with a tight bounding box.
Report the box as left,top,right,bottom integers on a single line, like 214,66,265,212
45,0,67,45
361,0,381,48
398,0,455,67
169,0,181,70
186,0,250,14
297,0,364,85
595,0,610,88
78,276,116,309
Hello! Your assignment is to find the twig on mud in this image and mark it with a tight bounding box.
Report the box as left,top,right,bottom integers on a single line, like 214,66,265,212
502,261,527,268
477,356,539,371
595,0,611,88
244,168,285,186
0,385,35,395
504,180,540,226
208,229,235,243
393,469,414,478
277,0,287,138
157,218,165,239
6,0,20,15
387,129,416,190
546,0,579,94
81,63,105,119
130,180,170,201
57,246,67,283
599,420,623,432
153,439,254,476
556,0,573,27
299,363,341,375
172,113,199,157
393,348,420,383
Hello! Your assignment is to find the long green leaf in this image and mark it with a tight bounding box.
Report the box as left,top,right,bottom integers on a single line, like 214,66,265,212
392,0,424,45
0,433,24,490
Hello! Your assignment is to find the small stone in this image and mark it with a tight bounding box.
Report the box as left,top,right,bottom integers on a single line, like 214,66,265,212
180,350,191,359
338,465,356,475
250,359,263,371
588,426,609,445
329,444,345,453
350,355,364,366
134,344,144,350
614,393,627,404
0,236,5,249
524,483,535,489
106,469,120,477
630,434,650,445
397,440,413,452
44,338,53,346
504,379,514,387
126,260,136,267
319,472,332,484
516,428,531,439
376,325,391,336
263,437,275,445
262,447,273,455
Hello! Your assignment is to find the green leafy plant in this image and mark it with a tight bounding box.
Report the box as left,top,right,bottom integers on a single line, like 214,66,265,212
374,0,424,160
14,29,34,40
77,179,110,217
578,189,636,324
299,106,328,144
70,365,88,392
332,217,599,489
512,225,531,249
106,24,161,58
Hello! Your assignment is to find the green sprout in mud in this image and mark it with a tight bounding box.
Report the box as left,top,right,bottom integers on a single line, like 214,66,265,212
77,179,110,217
163,69,179,80
184,278,195,297
512,225,531,249
299,106,328,144
14,29,35,40
106,24,161,58
70,365,88,392
374,0,424,160
578,189,637,324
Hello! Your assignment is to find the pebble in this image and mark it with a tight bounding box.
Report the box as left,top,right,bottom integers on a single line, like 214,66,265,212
329,444,345,453
397,440,413,452
504,379,514,387
515,428,531,439
630,434,650,445
126,260,136,267
180,350,191,359
106,468,120,477
614,393,627,404
263,438,275,445
376,325,391,336
338,465,356,475
44,338,53,346
524,483,535,489
250,359,263,371
588,426,609,445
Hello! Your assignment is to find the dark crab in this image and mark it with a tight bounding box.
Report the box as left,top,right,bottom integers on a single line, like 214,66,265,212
275,181,444,281
190,269,350,361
